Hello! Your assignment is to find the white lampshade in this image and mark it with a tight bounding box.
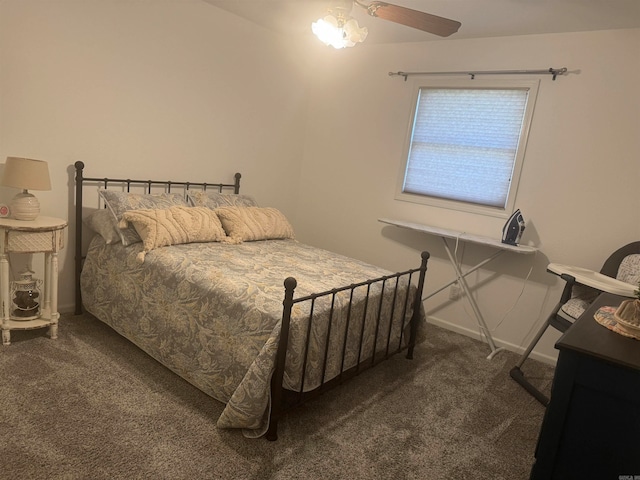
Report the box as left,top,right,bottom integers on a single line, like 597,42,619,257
1,157,51,220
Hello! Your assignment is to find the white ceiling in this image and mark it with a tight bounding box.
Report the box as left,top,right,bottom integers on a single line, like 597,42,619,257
202,0,640,44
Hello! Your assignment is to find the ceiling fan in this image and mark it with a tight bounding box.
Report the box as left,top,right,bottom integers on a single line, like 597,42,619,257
355,0,461,37
312,0,461,48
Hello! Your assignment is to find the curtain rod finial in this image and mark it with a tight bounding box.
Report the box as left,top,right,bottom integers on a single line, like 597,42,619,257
388,71,409,81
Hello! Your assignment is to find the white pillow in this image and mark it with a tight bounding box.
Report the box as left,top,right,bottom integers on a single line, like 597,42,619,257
83,209,121,244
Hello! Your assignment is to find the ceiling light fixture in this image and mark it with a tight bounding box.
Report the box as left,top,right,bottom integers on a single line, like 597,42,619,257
312,1,368,49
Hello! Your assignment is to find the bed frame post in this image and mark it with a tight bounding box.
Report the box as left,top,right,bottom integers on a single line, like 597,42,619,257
407,251,430,360
74,161,85,315
266,276,297,441
233,173,241,194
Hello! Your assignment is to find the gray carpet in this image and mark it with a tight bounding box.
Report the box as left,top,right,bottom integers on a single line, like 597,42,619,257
0,313,554,480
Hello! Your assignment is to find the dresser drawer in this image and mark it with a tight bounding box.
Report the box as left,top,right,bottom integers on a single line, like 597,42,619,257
6,230,64,253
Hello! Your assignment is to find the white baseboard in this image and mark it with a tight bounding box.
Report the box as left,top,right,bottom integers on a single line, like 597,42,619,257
59,302,557,366
426,315,558,366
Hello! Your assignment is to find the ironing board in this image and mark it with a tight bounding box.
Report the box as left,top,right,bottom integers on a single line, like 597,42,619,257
379,218,538,359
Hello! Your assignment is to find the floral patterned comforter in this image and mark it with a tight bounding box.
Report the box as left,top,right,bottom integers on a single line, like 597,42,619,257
81,237,421,437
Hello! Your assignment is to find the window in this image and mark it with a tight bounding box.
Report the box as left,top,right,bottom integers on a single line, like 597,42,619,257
396,79,539,218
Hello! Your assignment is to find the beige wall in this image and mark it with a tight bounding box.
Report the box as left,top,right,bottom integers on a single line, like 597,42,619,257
0,0,308,312
295,28,640,362
1,1,638,363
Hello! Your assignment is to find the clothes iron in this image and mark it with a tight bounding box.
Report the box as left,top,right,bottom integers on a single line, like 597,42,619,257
502,209,525,245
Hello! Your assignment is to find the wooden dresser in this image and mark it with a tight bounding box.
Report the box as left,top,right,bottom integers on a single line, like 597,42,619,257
530,292,640,479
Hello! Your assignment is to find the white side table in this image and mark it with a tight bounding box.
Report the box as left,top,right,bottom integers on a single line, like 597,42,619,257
0,216,67,345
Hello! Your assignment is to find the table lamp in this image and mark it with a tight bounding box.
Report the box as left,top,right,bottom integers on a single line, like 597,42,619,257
1,157,51,220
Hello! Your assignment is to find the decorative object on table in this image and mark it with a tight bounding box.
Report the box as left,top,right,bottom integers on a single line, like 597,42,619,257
613,280,640,338
1,156,51,220
10,268,42,320
594,305,639,340
501,208,525,245
0,204,9,218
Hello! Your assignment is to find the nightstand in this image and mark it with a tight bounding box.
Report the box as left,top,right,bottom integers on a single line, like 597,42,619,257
0,216,67,345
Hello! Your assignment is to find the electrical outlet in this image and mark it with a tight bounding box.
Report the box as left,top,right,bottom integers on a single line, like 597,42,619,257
449,283,462,300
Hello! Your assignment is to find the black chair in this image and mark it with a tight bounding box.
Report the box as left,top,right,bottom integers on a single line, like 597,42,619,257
510,241,640,406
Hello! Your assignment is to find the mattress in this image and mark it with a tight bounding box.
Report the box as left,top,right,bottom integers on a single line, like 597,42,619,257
80,236,420,436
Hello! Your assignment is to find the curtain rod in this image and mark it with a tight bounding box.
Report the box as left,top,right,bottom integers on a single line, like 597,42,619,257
389,67,568,81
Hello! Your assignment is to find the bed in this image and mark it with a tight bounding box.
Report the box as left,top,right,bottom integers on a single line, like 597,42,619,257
73,161,429,440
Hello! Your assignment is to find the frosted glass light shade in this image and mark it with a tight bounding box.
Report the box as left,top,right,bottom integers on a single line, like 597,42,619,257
2,157,52,221
312,13,368,49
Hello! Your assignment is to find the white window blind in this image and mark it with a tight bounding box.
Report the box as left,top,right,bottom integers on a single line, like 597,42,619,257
397,80,539,217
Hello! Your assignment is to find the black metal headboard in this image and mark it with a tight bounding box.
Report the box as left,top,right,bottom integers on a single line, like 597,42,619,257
73,160,241,314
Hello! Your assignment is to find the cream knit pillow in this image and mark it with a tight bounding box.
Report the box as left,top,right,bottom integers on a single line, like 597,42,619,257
215,206,295,244
120,206,227,262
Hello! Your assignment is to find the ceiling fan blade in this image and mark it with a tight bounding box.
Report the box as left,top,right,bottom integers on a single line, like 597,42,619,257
363,1,461,37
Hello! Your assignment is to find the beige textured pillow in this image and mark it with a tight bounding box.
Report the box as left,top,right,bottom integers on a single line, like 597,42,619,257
215,206,295,243
120,206,227,262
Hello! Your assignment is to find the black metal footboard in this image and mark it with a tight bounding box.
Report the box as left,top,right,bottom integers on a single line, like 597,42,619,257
266,251,430,441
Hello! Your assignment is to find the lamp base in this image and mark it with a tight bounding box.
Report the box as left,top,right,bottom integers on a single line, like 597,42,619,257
11,190,40,221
